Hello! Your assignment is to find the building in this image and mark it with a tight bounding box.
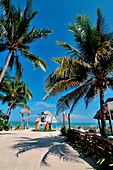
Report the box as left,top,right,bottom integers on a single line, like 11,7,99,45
35,110,58,131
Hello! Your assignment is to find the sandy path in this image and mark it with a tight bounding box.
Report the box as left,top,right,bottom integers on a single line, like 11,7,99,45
0,130,97,170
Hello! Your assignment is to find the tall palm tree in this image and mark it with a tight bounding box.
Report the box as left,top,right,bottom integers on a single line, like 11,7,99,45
44,8,113,136
0,0,52,82
0,77,32,120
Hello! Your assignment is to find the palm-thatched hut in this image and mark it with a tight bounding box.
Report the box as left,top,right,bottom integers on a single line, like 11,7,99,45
94,98,113,134
20,106,30,128
35,110,58,131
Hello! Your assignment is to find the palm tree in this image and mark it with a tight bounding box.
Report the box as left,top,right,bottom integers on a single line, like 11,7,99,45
0,77,32,120
44,57,89,129
44,8,113,136
0,0,52,82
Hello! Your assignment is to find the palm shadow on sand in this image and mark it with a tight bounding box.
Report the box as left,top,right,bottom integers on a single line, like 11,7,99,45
11,134,84,167
12,133,98,169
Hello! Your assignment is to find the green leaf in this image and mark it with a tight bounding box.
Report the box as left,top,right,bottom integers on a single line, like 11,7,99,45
100,158,105,165
98,146,105,151
109,164,113,166
38,60,47,72
52,57,64,64
96,159,101,164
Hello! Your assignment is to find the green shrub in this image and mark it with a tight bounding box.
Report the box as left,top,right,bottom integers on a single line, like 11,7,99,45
0,114,11,131
3,120,10,131
60,125,67,136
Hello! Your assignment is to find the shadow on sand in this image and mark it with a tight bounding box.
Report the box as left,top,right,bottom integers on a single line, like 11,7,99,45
11,133,98,169
0,132,15,135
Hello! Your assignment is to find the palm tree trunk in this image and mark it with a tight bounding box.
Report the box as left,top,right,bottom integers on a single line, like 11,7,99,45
0,50,13,83
100,88,106,137
7,107,11,117
68,113,71,129
62,112,65,126
6,102,13,121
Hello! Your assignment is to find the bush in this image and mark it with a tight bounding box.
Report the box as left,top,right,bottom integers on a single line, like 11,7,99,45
0,114,11,131
60,125,67,136
3,120,10,131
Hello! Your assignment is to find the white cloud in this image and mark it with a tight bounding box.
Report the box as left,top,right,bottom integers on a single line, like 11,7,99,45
34,101,56,108
71,114,87,120
30,102,56,108
29,101,56,112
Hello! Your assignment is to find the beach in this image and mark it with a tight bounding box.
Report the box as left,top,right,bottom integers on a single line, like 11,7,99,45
0,128,98,170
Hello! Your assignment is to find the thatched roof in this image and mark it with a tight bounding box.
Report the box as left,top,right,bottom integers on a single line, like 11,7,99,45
38,110,58,123
20,107,30,114
94,101,113,120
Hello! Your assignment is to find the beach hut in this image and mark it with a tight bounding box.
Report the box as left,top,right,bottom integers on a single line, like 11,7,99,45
94,99,113,134
20,106,30,129
35,110,58,131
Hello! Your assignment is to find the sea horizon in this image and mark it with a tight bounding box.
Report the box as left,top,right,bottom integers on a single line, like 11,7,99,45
9,121,109,128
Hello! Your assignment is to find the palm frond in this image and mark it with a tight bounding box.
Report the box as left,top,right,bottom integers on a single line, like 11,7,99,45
0,0,11,16
69,15,100,63
107,77,113,90
38,58,47,72
15,56,23,80
0,43,7,51
84,82,98,108
13,11,38,42
56,78,93,114
52,57,64,64
22,28,52,44
44,76,84,101
23,0,33,19
36,28,52,39
0,94,4,101
8,51,14,70
53,57,90,78
97,8,109,42
44,57,90,100
56,40,83,59
21,50,47,71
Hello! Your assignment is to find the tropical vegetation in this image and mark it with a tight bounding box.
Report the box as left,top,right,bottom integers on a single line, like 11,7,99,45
44,8,113,136
0,76,32,120
66,129,113,169
0,0,52,127
0,110,10,131
0,0,52,82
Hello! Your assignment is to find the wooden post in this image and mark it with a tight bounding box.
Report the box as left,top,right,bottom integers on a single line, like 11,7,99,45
98,119,101,132
21,113,24,128
26,113,30,128
68,113,71,129
108,110,113,135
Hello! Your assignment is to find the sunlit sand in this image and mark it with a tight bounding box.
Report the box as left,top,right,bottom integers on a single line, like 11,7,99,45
0,129,97,170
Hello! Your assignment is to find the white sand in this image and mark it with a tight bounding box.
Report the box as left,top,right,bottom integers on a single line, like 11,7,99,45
0,129,97,170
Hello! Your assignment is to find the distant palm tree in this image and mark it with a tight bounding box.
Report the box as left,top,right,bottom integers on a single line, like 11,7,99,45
0,0,52,82
44,8,113,136
0,77,32,120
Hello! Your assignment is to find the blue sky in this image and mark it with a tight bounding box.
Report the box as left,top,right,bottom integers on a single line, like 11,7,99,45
1,0,113,124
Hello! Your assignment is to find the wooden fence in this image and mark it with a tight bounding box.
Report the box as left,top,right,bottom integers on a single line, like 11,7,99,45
66,129,113,167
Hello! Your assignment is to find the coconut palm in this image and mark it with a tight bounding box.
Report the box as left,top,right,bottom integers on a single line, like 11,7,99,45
0,0,52,82
0,77,32,120
44,57,89,129
44,8,113,136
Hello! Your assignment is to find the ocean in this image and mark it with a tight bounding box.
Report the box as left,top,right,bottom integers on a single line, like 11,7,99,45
9,121,99,128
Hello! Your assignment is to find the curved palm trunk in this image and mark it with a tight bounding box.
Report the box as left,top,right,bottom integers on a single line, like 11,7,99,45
0,50,13,83
100,88,106,137
6,102,14,121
